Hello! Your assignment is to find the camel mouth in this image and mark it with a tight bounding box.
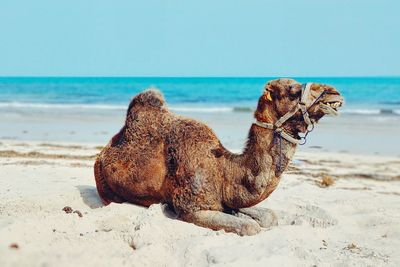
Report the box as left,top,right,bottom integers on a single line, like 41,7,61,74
319,100,342,116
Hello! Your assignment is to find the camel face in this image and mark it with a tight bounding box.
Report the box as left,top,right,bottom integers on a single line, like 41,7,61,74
259,78,344,135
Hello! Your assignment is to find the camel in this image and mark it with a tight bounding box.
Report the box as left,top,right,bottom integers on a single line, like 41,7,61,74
94,78,343,235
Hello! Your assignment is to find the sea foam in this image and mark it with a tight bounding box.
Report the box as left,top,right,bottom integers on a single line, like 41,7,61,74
0,102,399,116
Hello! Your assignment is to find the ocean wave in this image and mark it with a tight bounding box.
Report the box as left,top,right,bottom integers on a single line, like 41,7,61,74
342,109,400,115
0,101,249,113
0,102,126,110
341,109,381,115
170,106,253,113
169,107,234,113
0,101,399,115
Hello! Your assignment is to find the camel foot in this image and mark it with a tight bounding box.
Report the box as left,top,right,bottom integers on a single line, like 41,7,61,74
182,210,261,236
238,207,278,228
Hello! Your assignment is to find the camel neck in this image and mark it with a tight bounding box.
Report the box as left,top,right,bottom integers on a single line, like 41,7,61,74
222,124,297,209
244,124,297,176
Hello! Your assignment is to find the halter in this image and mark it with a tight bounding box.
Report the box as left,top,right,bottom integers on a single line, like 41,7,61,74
255,83,324,145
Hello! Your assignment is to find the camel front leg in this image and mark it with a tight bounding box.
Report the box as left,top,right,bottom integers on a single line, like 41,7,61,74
238,207,278,228
181,210,261,236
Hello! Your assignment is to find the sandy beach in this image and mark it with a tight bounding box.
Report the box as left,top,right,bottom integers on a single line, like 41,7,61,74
0,140,399,266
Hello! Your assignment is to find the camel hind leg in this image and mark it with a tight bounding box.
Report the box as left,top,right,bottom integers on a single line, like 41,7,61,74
181,210,261,236
94,158,125,205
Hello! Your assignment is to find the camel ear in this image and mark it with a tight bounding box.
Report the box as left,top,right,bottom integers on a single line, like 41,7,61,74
263,81,277,101
263,90,273,101
264,82,273,92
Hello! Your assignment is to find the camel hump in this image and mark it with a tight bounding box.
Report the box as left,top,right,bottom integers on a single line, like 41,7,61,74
127,88,166,113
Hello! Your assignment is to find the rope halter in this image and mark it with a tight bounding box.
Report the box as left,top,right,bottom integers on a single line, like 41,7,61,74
255,83,323,145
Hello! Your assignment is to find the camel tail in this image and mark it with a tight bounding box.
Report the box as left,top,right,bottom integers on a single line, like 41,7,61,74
94,158,124,205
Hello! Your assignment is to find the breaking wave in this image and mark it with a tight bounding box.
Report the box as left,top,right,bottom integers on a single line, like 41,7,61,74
0,102,399,115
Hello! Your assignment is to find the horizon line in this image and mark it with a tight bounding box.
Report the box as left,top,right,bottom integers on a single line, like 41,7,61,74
1,75,400,79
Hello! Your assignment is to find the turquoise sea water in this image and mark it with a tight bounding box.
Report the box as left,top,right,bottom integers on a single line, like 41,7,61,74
0,77,399,115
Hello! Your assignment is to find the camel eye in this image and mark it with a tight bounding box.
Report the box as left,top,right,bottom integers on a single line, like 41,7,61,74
288,85,300,98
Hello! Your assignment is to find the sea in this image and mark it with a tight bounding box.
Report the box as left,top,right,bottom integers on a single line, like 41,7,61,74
0,77,399,115
0,77,399,155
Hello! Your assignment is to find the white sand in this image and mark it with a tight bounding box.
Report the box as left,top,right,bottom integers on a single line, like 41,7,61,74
0,141,399,266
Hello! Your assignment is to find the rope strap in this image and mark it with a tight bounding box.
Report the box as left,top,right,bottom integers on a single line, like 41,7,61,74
254,82,317,145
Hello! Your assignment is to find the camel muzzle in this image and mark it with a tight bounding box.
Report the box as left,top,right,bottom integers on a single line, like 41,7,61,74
319,94,344,116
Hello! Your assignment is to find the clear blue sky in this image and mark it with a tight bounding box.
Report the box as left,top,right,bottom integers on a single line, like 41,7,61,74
0,0,399,77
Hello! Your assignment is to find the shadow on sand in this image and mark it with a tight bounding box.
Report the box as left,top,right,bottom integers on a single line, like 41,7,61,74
76,185,105,209
76,185,179,219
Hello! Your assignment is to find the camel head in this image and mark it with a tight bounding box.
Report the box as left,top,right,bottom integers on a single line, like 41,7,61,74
255,78,344,139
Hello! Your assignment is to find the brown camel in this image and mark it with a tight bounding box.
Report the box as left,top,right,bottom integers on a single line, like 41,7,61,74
94,78,343,235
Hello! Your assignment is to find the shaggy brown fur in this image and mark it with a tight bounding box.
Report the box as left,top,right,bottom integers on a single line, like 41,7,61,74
94,78,343,235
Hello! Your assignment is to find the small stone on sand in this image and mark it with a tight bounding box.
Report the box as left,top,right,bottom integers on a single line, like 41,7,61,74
10,243,19,249
73,210,83,217
62,206,73,213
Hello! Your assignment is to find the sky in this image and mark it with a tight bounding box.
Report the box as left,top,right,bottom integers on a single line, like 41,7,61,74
0,0,399,77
